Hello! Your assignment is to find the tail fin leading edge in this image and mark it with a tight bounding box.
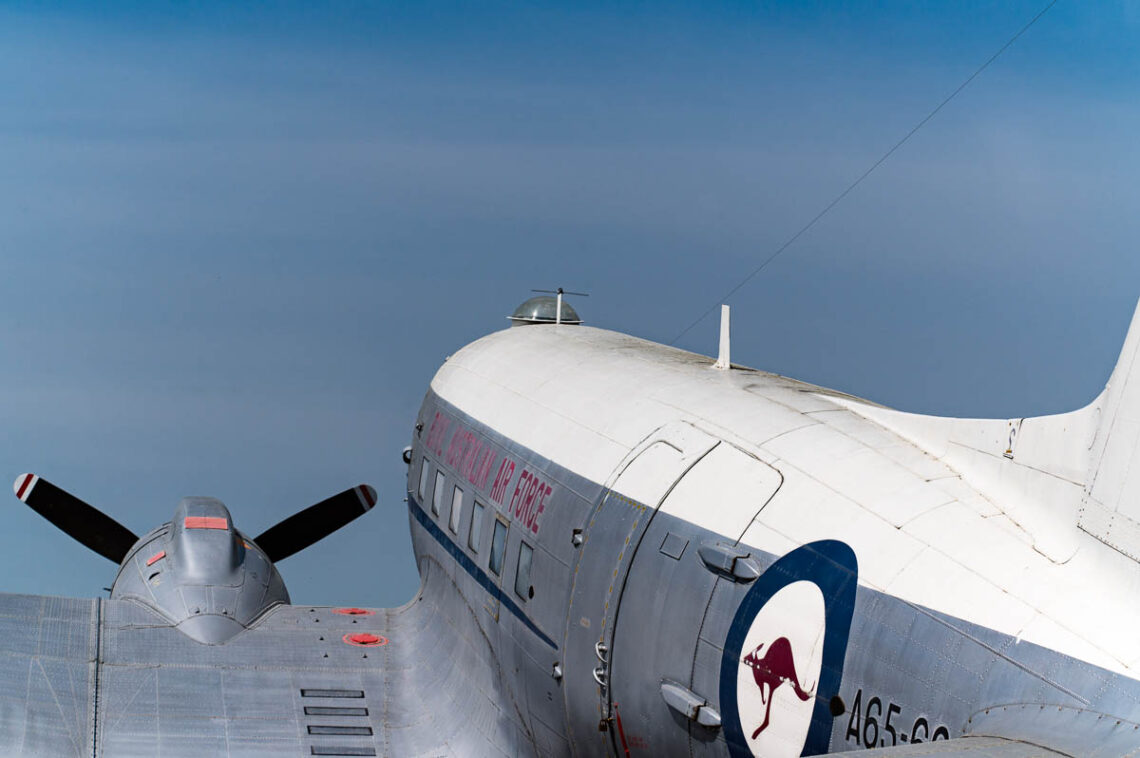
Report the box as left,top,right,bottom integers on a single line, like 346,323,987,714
833,300,1140,564
1079,300,1140,560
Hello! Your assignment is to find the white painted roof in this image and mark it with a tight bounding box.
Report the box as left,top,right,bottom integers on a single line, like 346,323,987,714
432,324,1140,676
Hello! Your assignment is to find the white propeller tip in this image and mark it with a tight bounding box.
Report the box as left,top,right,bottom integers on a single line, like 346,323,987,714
356,485,377,511
13,474,38,502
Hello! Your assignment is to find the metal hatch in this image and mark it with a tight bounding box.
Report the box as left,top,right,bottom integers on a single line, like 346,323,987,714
560,421,718,756
606,441,782,755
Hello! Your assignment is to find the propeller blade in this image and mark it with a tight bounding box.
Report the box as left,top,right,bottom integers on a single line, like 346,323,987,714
532,288,589,297
254,484,377,563
12,474,139,563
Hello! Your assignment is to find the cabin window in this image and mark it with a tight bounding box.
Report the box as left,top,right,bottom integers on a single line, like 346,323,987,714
432,471,446,516
468,501,485,552
417,458,431,501
514,541,534,601
489,518,508,576
449,486,464,533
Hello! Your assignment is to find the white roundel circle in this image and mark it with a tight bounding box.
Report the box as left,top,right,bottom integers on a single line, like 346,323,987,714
736,580,826,758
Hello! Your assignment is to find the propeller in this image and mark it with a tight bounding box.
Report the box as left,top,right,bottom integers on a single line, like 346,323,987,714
12,474,139,563
532,288,589,297
254,484,377,563
12,473,377,566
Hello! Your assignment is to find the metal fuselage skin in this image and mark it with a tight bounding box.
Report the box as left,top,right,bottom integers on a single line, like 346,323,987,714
405,323,1140,757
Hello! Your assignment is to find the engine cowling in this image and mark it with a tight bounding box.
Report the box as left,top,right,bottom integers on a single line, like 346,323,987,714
109,497,289,644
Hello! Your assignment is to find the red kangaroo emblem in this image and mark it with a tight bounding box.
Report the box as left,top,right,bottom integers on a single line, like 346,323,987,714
743,636,816,739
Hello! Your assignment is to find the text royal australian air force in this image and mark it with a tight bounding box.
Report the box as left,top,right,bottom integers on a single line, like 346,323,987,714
425,411,553,535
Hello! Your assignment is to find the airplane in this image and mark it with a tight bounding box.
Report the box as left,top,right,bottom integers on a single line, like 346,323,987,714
4,291,1140,757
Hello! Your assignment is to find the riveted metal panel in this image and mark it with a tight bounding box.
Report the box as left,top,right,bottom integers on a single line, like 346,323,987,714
93,558,543,757
608,512,720,756
561,422,718,757
0,593,96,758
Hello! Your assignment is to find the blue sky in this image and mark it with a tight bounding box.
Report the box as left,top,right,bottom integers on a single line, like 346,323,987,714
0,1,1137,605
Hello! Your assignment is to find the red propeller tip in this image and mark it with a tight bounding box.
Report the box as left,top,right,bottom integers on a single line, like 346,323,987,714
356,485,377,510
13,474,38,502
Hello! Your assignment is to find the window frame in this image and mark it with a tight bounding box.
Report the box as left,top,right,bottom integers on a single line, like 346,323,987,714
489,517,509,577
417,457,431,501
448,485,464,534
431,470,446,516
468,500,485,553
514,541,534,601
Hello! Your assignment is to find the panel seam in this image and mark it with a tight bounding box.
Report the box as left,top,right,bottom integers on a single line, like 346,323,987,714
90,598,102,758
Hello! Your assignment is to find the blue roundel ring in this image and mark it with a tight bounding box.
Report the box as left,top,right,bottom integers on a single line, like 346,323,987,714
719,540,858,757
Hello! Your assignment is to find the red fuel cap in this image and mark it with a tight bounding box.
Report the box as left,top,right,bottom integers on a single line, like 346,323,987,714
332,607,375,616
343,633,387,647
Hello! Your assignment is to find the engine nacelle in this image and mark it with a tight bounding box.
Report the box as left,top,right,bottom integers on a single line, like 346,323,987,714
109,497,289,644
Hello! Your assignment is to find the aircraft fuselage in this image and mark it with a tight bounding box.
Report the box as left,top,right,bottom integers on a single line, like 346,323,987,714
405,322,1140,757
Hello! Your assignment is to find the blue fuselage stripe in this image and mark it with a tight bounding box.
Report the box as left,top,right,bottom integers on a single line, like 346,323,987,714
408,497,558,650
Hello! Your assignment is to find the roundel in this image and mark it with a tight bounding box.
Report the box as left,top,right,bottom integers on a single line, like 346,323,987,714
736,581,825,756
720,540,858,758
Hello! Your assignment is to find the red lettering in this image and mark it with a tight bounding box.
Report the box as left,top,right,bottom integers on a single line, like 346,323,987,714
520,476,540,524
444,430,462,468
451,435,463,470
490,459,515,503
490,460,505,500
509,471,530,514
460,435,480,480
496,464,553,533
426,413,451,455
517,473,535,514
531,485,551,535
476,450,495,490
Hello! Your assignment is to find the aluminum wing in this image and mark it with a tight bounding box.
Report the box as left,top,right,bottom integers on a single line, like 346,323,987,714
0,561,540,757
820,737,1064,756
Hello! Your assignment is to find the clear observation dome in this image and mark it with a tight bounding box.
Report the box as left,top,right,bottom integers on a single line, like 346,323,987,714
508,296,582,326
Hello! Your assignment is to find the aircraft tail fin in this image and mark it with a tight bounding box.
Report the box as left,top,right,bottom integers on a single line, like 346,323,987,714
833,300,1140,564
1078,299,1140,559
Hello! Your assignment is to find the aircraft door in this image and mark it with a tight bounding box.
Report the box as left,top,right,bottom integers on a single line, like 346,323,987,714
607,442,783,756
561,422,717,758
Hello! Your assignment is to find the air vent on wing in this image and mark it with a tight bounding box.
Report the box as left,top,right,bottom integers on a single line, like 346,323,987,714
300,688,377,757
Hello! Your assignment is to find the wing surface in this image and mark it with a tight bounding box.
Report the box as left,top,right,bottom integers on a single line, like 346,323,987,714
0,561,540,757
0,593,98,757
94,561,539,757
820,702,1140,758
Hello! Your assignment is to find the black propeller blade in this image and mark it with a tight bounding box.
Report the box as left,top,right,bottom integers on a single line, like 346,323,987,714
254,484,377,563
12,473,139,563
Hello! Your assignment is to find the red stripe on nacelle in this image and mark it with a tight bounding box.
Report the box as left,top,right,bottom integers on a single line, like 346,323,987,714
146,550,166,566
184,516,228,530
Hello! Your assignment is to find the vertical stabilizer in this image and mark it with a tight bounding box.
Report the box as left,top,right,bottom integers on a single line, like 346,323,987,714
1080,300,1140,559
832,301,1140,564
